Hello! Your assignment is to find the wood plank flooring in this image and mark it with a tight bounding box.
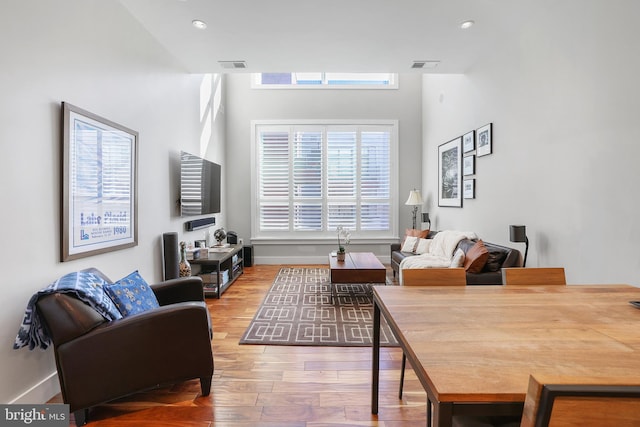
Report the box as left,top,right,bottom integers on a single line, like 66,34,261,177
51,265,427,426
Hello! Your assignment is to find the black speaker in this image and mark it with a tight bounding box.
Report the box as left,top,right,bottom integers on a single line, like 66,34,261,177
227,231,238,244
162,232,179,280
243,245,254,267
184,216,215,231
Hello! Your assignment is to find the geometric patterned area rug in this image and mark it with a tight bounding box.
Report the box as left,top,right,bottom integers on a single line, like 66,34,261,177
239,267,399,347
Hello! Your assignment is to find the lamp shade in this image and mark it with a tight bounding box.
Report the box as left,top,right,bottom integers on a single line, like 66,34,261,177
509,225,527,243
405,189,423,206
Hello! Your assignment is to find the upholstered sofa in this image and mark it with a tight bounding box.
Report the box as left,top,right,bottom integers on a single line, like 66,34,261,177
391,230,522,285
34,268,214,425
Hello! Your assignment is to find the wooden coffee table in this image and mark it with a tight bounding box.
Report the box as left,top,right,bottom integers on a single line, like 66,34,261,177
328,252,386,303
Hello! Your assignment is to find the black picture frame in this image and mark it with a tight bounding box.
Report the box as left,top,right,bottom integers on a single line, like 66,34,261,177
463,130,475,153
438,137,462,207
463,179,476,199
476,123,493,157
463,155,475,176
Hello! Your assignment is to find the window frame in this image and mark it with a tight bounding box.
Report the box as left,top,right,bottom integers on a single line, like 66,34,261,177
251,120,399,244
251,73,399,90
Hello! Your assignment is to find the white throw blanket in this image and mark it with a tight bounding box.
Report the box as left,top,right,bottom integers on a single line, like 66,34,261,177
399,230,477,283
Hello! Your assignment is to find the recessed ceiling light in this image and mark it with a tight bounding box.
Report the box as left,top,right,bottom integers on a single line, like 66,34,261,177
460,20,475,30
192,19,207,30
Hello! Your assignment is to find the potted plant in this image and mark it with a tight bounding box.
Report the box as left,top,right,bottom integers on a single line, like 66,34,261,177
336,226,351,262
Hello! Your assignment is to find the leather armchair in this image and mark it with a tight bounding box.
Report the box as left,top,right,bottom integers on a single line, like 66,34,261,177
36,270,213,425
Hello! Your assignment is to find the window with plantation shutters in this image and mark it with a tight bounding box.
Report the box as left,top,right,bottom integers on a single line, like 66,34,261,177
253,121,397,240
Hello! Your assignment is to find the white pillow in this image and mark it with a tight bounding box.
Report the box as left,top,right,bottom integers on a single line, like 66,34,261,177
415,238,432,255
401,236,419,253
450,248,465,267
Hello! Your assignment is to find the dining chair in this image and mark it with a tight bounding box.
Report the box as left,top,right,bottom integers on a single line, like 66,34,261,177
501,267,566,286
453,374,640,427
401,267,467,286
519,374,640,427
399,267,466,401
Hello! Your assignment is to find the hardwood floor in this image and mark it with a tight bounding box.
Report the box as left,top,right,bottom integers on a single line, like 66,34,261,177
52,265,427,426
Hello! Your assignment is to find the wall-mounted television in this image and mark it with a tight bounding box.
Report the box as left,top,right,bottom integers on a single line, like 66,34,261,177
180,151,221,216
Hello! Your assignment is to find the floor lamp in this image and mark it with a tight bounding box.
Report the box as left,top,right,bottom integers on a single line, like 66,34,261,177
509,225,529,267
405,189,423,229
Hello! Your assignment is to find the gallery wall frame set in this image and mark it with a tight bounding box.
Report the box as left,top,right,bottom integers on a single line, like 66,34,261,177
438,123,492,207
61,102,139,261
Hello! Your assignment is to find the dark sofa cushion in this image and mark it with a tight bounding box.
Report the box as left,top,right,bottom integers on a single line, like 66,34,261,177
483,247,508,272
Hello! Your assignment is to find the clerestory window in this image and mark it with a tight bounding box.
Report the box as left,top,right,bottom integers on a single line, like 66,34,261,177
252,73,397,89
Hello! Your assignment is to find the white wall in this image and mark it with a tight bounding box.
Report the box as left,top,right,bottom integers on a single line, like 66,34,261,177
422,0,640,285
224,74,423,263
0,1,218,404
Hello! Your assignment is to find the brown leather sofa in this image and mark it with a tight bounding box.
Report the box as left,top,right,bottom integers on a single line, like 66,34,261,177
391,231,522,285
36,269,213,425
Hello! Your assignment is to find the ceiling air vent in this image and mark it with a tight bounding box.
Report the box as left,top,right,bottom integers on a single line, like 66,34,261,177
411,60,440,69
218,61,247,69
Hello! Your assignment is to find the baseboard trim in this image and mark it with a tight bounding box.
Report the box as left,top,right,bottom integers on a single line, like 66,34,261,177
255,255,391,265
10,371,60,405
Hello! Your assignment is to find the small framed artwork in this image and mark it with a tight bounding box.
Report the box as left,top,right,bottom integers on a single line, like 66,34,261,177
463,155,475,176
463,131,475,153
476,123,492,157
438,137,462,207
463,179,475,199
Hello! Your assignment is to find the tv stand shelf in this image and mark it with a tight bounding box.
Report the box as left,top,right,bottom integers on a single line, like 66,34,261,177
187,244,243,298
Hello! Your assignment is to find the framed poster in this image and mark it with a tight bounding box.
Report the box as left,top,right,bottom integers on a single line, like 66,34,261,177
438,137,462,207
463,130,475,153
61,102,138,261
463,155,475,176
476,123,493,157
463,179,476,199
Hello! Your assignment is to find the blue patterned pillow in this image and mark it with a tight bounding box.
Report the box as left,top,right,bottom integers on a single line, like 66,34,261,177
105,271,160,317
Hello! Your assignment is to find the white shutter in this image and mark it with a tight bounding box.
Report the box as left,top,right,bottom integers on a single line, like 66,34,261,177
255,122,395,236
259,203,289,231
360,129,390,230
259,129,290,230
327,130,356,198
292,129,323,230
259,130,290,199
293,130,322,198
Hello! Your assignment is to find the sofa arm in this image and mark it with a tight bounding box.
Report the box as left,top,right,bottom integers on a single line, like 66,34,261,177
151,276,204,305
391,243,401,254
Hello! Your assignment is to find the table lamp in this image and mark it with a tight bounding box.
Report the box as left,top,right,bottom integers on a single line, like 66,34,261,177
405,189,423,229
509,225,529,267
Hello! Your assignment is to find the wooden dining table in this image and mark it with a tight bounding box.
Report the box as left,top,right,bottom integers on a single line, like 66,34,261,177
371,284,640,427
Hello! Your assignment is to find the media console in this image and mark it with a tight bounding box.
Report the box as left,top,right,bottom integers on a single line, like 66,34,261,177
187,244,244,298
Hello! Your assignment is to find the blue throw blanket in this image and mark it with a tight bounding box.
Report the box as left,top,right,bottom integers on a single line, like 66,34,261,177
14,271,123,350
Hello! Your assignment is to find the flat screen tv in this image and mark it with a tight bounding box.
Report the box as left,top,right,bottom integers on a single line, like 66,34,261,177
180,151,221,216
